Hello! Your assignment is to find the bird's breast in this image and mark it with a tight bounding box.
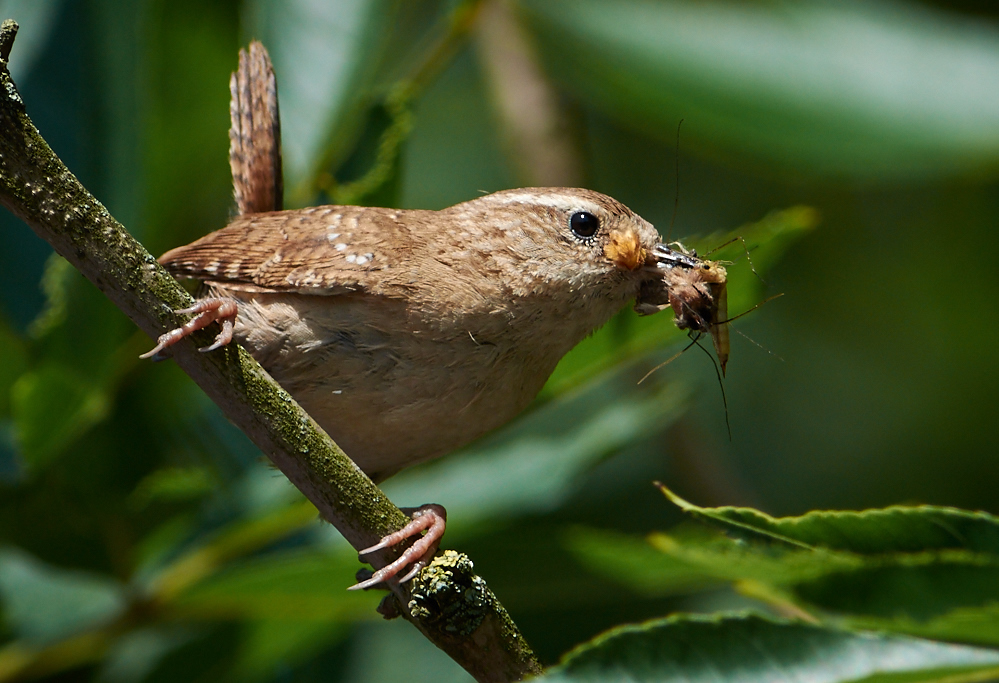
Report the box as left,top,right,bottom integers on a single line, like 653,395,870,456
215,286,578,481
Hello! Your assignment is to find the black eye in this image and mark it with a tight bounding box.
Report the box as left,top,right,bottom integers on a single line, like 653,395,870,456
569,211,600,239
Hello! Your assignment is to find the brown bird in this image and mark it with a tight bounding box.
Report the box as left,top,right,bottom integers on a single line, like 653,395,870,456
151,189,672,484
143,44,729,590
145,189,730,587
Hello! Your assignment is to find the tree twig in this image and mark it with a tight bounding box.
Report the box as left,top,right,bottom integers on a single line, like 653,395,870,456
0,19,541,683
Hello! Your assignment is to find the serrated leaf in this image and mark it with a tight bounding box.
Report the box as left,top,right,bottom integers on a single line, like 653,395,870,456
661,486,999,554
566,526,861,598
541,613,999,683
649,489,999,643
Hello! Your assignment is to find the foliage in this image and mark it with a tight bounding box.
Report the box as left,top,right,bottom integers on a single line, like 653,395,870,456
544,614,999,683
0,0,997,681
559,489,999,680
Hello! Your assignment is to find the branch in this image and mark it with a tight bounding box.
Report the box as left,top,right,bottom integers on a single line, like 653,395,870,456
0,20,541,683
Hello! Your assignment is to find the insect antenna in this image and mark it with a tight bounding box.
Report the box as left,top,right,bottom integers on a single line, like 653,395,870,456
666,119,684,242
703,235,765,284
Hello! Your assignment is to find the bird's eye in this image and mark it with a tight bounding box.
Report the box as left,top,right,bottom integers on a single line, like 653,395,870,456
569,211,600,239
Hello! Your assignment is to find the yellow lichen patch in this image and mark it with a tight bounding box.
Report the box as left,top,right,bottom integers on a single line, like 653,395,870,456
604,228,646,271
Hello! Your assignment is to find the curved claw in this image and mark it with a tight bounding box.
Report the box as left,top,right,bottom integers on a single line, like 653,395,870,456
348,504,447,591
139,298,238,359
199,317,234,352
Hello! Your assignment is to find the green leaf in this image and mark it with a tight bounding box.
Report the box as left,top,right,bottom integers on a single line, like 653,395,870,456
89,0,147,232
26,254,71,339
231,619,348,681
660,486,999,554
794,558,999,627
143,501,321,597
244,0,397,200
565,527,728,597
9,260,141,471
169,549,374,622
399,47,518,211
346,619,476,683
845,604,999,650
129,467,215,509
143,0,236,251
566,526,860,598
0,547,126,643
646,489,999,644
541,613,999,683
521,0,999,180
679,205,820,285
98,627,196,683
10,363,110,470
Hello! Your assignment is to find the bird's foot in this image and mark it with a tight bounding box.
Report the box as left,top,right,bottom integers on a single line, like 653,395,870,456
140,297,239,359
348,504,447,590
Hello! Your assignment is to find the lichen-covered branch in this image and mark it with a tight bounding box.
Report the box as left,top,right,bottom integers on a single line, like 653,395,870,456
0,20,540,683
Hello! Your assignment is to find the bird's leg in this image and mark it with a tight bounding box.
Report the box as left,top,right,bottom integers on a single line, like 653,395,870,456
139,297,239,359
349,504,447,590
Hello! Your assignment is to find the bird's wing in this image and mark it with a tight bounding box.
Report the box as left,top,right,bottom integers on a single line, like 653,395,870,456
159,205,427,296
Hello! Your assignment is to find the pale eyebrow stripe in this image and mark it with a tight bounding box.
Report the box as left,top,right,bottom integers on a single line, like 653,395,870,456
484,192,604,213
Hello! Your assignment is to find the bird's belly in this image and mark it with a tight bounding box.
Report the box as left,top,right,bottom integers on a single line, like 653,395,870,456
292,360,542,482
227,291,559,482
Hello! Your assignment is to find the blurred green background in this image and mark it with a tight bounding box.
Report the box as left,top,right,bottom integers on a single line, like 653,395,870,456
0,0,997,680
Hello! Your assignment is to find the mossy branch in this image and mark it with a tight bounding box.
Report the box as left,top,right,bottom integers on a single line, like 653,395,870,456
0,19,540,683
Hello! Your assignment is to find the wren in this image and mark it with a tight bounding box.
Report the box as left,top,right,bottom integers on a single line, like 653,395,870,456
146,189,729,586
144,44,729,589
151,190,680,478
